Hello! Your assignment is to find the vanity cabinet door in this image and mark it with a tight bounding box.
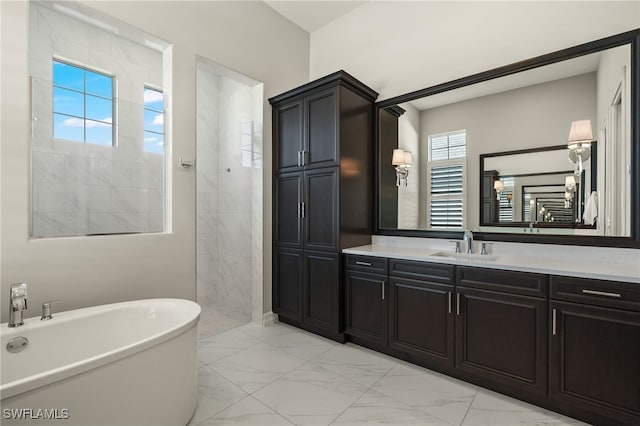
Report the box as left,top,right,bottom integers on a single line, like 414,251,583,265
455,287,547,396
388,276,454,367
549,301,640,425
344,270,388,346
274,99,303,172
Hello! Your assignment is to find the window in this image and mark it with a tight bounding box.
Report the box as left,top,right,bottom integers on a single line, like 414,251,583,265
53,59,114,145
143,86,164,153
498,176,514,222
427,130,466,229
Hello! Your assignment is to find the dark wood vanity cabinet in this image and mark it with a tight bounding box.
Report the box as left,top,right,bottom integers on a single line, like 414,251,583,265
388,260,455,367
549,276,640,425
341,256,640,425
344,269,388,346
270,72,377,341
455,267,548,396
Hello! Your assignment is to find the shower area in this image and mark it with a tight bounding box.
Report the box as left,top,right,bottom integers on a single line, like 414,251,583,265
196,58,263,337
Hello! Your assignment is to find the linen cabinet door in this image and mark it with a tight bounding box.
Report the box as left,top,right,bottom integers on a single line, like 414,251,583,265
303,251,341,333
549,301,640,425
455,287,547,396
388,277,454,367
274,99,303,172
274,172,303,248
274,247,303,322
303,168,339,251
304,88,338,169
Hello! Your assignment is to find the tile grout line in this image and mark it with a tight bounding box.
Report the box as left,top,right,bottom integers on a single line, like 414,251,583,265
327,358,401,425
458,390,478,426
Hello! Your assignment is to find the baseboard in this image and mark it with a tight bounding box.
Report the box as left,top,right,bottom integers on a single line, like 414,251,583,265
262,311,277,326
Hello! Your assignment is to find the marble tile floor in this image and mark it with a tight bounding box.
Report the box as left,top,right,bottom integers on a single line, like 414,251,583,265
198,302,252,338
190,321,590,426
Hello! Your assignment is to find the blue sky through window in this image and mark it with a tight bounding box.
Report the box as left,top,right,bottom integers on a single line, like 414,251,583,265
53,60,113,146
143,86,164,154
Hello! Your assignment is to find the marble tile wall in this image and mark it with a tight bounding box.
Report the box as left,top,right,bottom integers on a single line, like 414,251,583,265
29,3,165,237
196,60,263,323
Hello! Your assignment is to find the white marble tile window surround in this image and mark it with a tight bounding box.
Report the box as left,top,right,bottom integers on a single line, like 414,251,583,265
191,321,588,426
341,236,640,284
29,2,166,237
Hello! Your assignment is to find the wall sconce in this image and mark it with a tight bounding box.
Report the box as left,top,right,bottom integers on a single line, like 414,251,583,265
392,149,412,186
493,180,504,198
564,175,576,209
568,120,593,175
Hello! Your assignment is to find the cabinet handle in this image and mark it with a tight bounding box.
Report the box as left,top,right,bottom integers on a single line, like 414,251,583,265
582,289,622,298
456,293,461,316
302,150,307,166
301,202,305,218
448,292,452,314
381,281,385,300
297,203,301,218
297,151,302,167
552,308,557,336
355,261,372,266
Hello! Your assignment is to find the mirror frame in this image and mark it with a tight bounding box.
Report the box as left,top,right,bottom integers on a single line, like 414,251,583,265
375,29,640,248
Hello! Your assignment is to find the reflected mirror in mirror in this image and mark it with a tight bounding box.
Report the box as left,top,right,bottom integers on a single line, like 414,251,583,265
480,143,597,229
378,41,632,238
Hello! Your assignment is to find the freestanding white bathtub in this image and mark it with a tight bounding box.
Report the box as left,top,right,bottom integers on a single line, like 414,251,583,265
1,298,200,426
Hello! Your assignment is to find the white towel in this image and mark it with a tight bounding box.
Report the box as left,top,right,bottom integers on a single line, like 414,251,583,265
583,191,598,225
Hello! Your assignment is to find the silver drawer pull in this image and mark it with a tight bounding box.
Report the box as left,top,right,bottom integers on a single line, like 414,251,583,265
355,261,372,266
552,308,557,336
581,289,622,298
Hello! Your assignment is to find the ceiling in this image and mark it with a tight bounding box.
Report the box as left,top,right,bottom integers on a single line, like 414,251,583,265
263,1,367,33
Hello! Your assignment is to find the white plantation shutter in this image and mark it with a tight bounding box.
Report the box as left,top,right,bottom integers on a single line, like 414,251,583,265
428,161,465,229
427,130,466,230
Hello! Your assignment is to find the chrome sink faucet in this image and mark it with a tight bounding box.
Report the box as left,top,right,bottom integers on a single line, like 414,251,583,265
9,283,28,327
463,230,474,254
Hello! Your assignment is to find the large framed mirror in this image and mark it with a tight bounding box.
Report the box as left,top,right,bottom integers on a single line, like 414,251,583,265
376,29,639,247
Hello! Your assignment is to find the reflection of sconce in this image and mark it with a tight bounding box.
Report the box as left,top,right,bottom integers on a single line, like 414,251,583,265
564,175,576,208
506,193,513,206
493,180,504,199
568,120,592,175
392,149,412,186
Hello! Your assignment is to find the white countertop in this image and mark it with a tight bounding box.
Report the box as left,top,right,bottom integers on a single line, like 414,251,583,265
343,244,640,284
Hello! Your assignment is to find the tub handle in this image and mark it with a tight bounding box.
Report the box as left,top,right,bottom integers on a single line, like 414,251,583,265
41,300,61,321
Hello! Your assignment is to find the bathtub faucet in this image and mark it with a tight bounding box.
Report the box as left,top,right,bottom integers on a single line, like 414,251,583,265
9,283,28,327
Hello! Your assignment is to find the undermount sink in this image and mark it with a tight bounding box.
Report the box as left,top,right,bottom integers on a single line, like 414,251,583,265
430,251,499,261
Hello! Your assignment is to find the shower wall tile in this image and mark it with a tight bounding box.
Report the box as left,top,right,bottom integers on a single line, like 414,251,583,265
196,63,263,321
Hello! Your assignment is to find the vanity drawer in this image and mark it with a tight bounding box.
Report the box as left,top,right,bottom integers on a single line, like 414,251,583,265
550,276,640,312
456,267,548,297
389,259,454,284
344,254,388,274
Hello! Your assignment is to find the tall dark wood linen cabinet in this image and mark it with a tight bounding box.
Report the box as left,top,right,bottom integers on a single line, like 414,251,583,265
269,71,378,341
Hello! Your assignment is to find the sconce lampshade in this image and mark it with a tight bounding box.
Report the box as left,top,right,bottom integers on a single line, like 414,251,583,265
568,120,593,149
392,149,413,167
493,180,504,192
392,149,405,166
403,151,413,167
565,175,576,191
